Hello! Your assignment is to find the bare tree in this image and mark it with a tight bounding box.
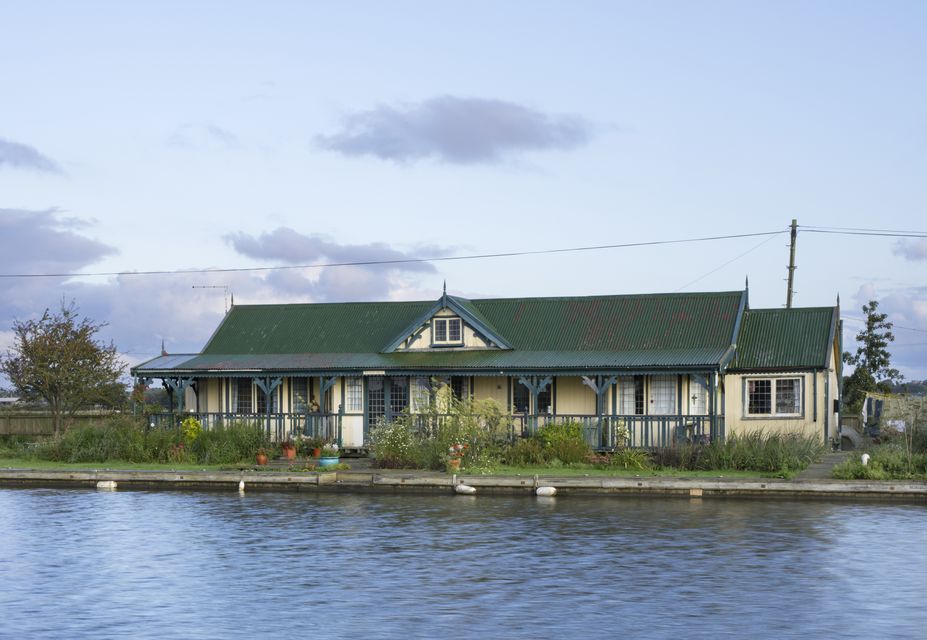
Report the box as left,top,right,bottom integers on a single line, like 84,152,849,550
1,301,126,435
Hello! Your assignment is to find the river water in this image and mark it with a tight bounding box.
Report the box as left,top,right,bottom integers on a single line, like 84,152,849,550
1,488,925,639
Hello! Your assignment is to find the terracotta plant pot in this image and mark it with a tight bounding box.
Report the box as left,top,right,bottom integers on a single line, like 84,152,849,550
311,447,322,458
282,445,296,460
256,452,268,466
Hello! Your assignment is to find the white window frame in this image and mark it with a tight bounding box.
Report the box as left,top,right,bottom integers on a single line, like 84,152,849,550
744,376,803,417
432,317,463,345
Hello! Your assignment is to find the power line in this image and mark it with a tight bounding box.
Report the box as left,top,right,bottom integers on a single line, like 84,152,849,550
675,232,783,292
802,225,927,235
842,315,927,333
802,228,927,238
0,229,786,280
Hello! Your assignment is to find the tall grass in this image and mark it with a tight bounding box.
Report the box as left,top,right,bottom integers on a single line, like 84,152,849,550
651,431,826,474
28,416,271,465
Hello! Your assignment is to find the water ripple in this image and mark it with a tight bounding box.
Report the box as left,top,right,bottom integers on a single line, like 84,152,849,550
1,489,925,639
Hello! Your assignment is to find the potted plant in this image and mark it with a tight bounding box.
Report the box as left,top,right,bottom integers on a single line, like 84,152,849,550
446,443,467,472
300,435,325,458
256,448,268,466
281,440,297,460
318,443,340,468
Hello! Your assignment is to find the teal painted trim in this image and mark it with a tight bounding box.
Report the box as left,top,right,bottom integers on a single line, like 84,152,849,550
677,374,683,415
824,307,839,370
813,374,818,422
721,289,749,372
381,294,514,353
382,300,444,352
362,377,369,443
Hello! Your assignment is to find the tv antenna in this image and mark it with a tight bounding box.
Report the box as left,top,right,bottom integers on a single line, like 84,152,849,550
192,285,232,313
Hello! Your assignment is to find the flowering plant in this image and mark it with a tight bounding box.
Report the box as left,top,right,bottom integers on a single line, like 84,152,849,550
181,416,202,442
320,443,340,457
447,443,468,459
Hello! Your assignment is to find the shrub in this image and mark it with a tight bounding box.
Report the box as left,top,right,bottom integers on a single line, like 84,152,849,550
369,418,419,468
30,416,271,465
502,437,548,466
537,420,592,464
601,448,651,470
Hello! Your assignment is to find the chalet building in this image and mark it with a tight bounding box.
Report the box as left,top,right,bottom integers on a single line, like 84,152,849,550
131,287,842,449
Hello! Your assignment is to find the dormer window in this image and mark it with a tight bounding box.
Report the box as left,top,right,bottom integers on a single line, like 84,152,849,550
433,317,462,345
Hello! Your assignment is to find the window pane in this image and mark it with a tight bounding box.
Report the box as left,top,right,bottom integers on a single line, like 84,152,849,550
434,319,447,342
513,382,529,412
293,378,308,412
748,379,772,414
776,379,800,414
448,318,461,342
650,376,676,415
689,375,709,415
411,377,430,412
237,379,252,414
346,377,363,412
619,377,644,415
537,387,551,414
450,376,467,400
390,377,408,415
367,378,385,424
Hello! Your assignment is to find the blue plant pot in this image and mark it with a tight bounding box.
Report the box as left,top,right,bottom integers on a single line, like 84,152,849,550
318,456,340,468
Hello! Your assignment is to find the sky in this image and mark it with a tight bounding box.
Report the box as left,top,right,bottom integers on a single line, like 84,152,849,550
1,1,926,381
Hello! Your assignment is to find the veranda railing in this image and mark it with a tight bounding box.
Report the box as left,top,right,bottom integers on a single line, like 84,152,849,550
145,412,343,447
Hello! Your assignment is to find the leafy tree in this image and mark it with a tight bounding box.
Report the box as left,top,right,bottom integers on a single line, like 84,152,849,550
1,301,126,435
842,300,902,414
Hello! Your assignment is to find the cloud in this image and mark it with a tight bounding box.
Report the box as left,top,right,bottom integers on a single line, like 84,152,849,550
167,123,239,150
315,95,594,164
847,283,927,381
893,238,927,261
0,220,441,388
0,208,117,276
225,227,448,271
226,227,454,302
0,137,63,174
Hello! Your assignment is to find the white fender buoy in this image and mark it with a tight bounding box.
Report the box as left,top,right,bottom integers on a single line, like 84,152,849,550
536,486,557,497
455,484,477,495
96,480,117,491
861,453,870,466
238,480,245,492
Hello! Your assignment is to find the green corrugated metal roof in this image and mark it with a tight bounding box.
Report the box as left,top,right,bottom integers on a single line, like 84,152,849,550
201,300,435,354
730,307,836,370
131,291,747,375
201,291,743,355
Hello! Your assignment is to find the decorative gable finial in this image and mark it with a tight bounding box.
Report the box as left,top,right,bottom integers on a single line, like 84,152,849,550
836,293,840,307
161,339,167,356
442,280,447,308
745,275,749,291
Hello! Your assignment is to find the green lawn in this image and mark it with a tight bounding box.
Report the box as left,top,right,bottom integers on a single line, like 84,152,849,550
483,465,781,479
0,458,783,479
0,458,238,472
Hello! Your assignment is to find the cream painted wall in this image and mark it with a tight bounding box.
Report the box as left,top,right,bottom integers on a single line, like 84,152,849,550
556,376,597,414
724,371,829,442
473,376,508,407
397,309,496,350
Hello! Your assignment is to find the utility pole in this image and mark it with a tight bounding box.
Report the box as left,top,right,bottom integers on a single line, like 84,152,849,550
786,218,797,308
